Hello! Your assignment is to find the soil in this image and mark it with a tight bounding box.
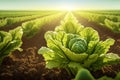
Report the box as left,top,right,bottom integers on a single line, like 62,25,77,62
0,12,120,80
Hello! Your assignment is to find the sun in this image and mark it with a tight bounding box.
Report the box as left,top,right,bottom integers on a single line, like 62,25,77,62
59,4,76,11
63,5,75,11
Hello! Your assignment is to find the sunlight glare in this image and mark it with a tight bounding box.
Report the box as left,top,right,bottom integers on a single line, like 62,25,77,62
59,4,76,11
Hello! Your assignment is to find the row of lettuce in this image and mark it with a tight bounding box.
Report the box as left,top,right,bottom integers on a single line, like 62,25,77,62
82,10,120,16
75,11,120,33
0,12,64,63
0,11,59,18
38,12,120,80
0,11,60,28
22,12,64,38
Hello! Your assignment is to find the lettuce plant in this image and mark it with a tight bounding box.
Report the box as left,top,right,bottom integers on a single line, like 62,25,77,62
38,13,120,79
0,27,23,64
55,12,84,34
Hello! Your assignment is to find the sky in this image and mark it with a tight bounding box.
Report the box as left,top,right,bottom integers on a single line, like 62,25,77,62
0,0,120,10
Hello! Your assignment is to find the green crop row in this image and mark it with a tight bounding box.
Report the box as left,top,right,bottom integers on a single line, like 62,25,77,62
0,11,58,28
21,12,65,38
76,11,120,33
0,11,59,18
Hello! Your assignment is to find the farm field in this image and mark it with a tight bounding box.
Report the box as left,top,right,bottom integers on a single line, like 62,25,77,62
0,10,120,80
0,0,120,80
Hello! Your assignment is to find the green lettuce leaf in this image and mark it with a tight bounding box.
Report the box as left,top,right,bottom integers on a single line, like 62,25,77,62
93,38,115,55
38,47,69,69
80,27,99,43
0,27,23,64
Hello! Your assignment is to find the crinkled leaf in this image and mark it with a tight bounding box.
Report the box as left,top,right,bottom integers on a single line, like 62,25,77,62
80,27,99,43
103,53,120,62
38,47,69,69
44,31,68,59
93,38,115,55
86,41,98,55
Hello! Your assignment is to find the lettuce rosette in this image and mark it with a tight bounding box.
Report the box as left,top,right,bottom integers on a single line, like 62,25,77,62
38,27,120,71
